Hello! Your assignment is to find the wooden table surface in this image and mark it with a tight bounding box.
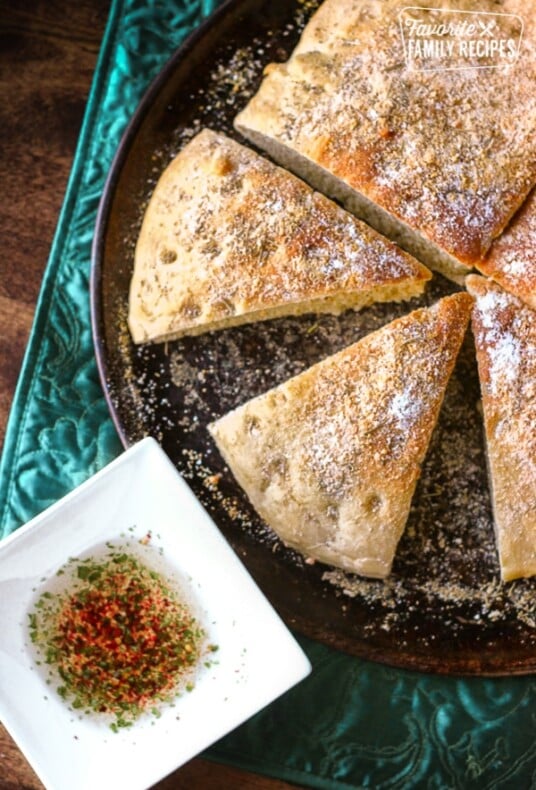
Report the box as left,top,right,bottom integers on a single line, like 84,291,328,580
0,2,299,788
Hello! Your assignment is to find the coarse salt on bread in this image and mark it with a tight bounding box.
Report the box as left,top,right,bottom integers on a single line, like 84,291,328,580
476,188,536,311
209,292,473,579
128,129,430,344
234,0,536,283
466,274,536,582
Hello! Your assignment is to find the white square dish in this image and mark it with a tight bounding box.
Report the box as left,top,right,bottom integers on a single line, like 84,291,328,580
0,437,311,790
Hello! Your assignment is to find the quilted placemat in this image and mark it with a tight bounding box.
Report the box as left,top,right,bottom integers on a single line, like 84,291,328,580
0,1,534,787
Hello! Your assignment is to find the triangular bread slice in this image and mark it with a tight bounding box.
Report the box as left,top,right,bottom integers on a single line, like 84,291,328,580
209,292,473,579
234,0,536,284
128,129,430,343
466,275,536,582
476,188,536,311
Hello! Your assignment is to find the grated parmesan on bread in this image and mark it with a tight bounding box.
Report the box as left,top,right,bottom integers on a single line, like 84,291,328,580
466,275,536,582
128,129,430,344
234,0,536,283
209,292,473,579
476,188,536,311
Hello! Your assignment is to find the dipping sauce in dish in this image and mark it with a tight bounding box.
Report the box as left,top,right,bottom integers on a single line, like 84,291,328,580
28,543,214,731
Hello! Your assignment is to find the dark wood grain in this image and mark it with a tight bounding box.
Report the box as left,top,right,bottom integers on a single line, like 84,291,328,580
0,2,298,788
0,0,110,447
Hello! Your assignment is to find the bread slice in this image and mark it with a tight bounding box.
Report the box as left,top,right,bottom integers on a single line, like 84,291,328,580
209,292,473,579
476,188,536,311
466,275,536,582
128,129,430,344
234,0,536,284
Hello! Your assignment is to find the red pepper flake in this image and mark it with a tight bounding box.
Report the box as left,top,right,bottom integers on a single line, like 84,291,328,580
28,550,208,731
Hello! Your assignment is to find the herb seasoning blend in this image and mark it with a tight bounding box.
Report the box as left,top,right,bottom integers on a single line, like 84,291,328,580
28,547,210,730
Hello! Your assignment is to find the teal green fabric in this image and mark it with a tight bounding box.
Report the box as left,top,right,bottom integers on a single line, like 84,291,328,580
0,1,534,788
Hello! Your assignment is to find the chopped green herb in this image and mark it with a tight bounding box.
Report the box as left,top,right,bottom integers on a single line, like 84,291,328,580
29,550,206,729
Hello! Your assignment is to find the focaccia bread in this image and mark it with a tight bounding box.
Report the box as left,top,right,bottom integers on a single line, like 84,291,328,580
476,188,536,310
128,129,430,344
466,275,536,582
235,0,536,283
209,292,473,579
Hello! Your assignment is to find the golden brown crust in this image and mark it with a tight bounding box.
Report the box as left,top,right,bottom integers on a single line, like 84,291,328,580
476,189,536,310
465,275,536,582
209,292,473,579
235,0,536,270
128,129,430,344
